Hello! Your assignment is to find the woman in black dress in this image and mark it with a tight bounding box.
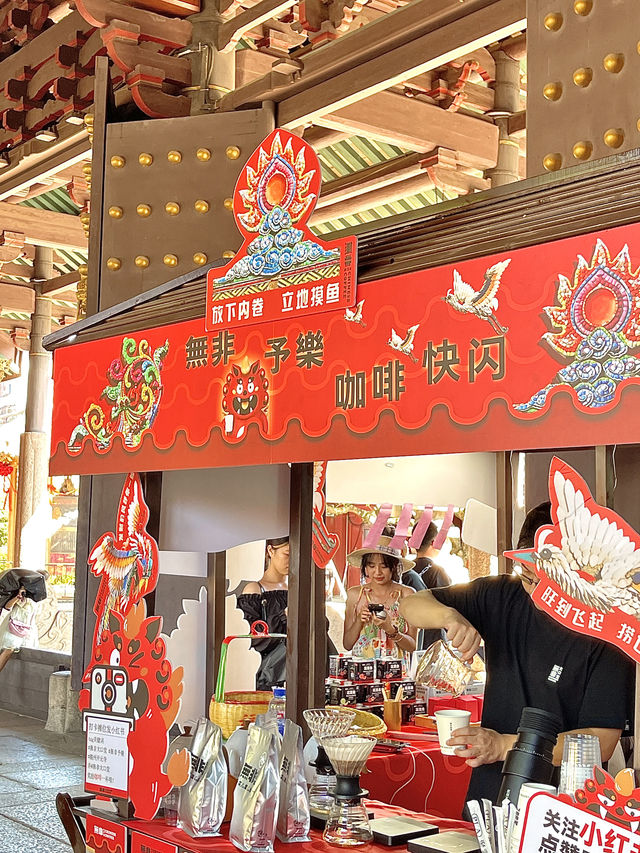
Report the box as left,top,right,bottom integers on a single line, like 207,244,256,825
236,537,289,690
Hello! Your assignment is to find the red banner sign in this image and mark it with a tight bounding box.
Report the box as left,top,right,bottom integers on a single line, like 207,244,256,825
205,129,356,330
51,222,640,475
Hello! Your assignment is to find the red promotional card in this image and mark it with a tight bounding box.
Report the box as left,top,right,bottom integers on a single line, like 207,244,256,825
86,814,128,853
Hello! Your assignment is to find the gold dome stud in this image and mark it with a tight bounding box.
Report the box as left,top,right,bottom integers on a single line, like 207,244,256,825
222,250,235,259
603,53,624,73
79,212,91,225
106,257,121,271
134,255,150,268
82,163,92,177
193,252,208,265
604,128,624,148
163,254,178,267
194,199,210,213
543,12,563,30
573,0,592,13
572,140,593,160
110,155,125,168
542,153,563,172
573,67,593,87
108,206,123,219
196,147,211,161
138,152,153,166
165,202,181,216
167,150,182,163
84,114,94,127
223,197,234,211
225,145,241,160
543,82,563,101
136,203,151,217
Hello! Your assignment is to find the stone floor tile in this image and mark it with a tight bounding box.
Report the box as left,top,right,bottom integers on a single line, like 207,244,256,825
0,815,71,852
0,765,85,789
0,779,32,794
0,800,69,843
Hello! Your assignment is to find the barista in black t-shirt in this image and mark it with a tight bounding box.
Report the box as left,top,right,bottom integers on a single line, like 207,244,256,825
400,502,633,804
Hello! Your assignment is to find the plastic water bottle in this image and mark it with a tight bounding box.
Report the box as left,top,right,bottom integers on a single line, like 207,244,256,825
269,686,286,735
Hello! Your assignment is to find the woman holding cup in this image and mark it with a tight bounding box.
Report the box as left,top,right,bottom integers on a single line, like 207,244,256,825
343,533,417,659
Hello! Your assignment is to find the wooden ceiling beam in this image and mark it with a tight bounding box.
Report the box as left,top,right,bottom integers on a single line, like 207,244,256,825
318,152,426,207
0,282,34,313
0,132,90,201
314,90,498,167
303,126,350,150
277,0,525,128
310,171,437,226
0,202,86,250
39,270,80,295
219,0,525,113
0,262,32,279
216,0,297,51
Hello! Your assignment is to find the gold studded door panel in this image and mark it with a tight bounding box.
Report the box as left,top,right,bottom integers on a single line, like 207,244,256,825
527,0,638,177
100,109,274,310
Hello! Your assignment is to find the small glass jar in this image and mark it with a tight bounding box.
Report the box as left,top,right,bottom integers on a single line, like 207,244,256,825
323,797,372,847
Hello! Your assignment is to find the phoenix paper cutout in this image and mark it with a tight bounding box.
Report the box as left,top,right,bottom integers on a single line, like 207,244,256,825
506,457,640,661
88,473,159,646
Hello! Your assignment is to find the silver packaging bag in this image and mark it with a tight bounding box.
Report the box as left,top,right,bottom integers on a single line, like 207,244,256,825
276,720,310,843
230,725,280,853
178,718,227,837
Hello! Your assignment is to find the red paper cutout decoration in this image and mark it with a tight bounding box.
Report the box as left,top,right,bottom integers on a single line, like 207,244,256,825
505,457,640,662
312,461,339,567
79,474,189,820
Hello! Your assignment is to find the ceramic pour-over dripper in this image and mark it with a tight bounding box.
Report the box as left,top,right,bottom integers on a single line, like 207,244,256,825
322,736,377,847
323,735,376,779
303,709,356,816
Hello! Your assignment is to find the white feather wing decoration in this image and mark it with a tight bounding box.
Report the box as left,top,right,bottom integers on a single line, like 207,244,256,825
551,469,640,614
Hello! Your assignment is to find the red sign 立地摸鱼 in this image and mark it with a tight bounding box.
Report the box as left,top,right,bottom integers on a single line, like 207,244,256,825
205,129,356,331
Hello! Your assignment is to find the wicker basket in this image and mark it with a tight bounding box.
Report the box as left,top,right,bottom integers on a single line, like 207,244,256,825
326,705,387,739
209,690,272,740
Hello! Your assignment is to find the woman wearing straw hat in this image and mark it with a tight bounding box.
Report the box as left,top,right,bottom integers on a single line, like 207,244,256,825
343,534,417,660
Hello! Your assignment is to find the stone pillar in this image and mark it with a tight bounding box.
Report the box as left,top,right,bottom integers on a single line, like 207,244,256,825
14,246,53,570
488,49,521,187
186,0,236,114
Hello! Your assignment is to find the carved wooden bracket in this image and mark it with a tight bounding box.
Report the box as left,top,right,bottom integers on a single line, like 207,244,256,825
74,0,192,116
0,230,25,264
298,0,371,43
127,64,190,117
0,0,52,54
0,27,117,146
421,147,491,195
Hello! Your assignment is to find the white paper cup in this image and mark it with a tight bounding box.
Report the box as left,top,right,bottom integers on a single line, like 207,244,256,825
435,709,471,755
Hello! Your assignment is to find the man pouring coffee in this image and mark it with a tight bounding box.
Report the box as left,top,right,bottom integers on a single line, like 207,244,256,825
400,502,633,804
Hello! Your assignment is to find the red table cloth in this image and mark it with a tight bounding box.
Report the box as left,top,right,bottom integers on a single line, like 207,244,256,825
365,738,471,819
125,799,473,853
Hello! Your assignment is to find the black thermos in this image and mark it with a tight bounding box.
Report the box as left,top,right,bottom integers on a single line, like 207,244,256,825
497,707,562,805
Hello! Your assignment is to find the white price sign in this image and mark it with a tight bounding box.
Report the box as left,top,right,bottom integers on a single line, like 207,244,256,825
520,793,640,853
84,713,132,798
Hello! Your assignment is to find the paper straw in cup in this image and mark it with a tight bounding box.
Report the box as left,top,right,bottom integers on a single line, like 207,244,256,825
435,709,471,755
